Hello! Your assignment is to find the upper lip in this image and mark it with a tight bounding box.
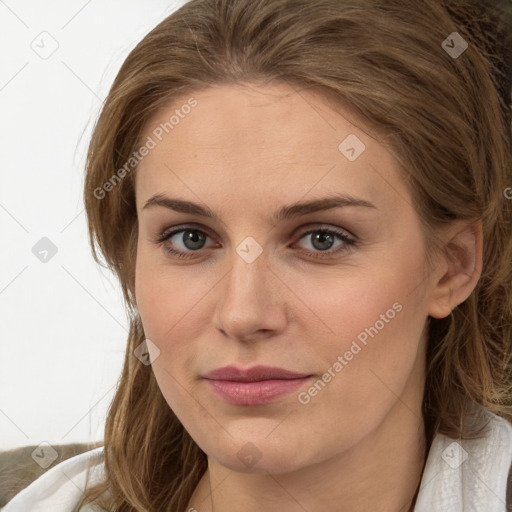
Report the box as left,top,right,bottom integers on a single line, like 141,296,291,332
203,365,312,382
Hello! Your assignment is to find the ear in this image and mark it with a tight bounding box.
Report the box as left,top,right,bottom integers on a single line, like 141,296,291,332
428,219,483,319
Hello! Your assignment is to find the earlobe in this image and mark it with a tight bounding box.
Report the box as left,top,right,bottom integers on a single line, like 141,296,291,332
427,220,483,320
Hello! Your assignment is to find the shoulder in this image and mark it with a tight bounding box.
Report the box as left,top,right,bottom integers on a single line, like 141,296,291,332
415,411,512,512
2,446,106,512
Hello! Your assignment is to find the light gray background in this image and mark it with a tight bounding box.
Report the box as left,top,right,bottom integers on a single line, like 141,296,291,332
0,0,188,451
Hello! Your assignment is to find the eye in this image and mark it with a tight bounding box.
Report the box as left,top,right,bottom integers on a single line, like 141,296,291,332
154,224,357,260
292,226,356,259
155,225,216,259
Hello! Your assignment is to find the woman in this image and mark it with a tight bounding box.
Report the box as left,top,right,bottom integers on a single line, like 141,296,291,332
4,0,512,510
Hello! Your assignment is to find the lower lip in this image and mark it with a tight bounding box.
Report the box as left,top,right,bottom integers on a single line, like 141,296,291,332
205,377,312,406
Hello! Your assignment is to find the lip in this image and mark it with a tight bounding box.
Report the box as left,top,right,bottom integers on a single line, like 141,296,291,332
202,365,313,406
203,365,311,381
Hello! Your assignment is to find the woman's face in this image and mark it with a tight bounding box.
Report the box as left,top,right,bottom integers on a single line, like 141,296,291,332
134,82,437,474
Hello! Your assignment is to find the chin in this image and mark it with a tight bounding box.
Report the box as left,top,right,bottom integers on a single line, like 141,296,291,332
203,434,314,475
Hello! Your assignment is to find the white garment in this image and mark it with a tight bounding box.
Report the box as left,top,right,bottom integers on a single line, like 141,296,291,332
415,411,512,511
2,447,105,512
3,412,512,512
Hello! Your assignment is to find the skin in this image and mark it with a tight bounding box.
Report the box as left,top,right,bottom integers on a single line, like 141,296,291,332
133,82,482,512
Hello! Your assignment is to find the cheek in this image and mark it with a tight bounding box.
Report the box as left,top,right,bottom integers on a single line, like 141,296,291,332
134,247,216,375
135,241,197,335
288,261,420,356
305,265,426,425
288,240,426,385
134,253,207,426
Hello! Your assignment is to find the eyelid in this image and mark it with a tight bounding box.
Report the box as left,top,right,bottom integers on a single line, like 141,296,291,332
291,222,356,241
154,221,357,262
155,222,355,244
154,222,213,240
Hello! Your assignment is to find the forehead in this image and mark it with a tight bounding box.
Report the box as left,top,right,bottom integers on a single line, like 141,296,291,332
134,82,407,215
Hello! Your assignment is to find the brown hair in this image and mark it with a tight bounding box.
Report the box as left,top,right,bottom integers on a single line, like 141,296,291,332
79,0,512,510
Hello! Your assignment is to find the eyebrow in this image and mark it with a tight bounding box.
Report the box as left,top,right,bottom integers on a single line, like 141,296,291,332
142,192,377,222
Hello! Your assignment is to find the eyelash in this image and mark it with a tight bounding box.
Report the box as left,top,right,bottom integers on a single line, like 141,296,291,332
154,224,357,261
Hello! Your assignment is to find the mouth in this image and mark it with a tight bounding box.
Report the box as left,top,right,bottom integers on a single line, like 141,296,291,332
202,365,314,406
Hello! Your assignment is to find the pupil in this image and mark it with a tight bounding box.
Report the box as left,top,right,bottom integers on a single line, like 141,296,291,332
184,230,205,250
313,232,333,251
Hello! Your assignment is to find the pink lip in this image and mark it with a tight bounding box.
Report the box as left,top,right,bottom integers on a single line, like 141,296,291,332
202,365,313,406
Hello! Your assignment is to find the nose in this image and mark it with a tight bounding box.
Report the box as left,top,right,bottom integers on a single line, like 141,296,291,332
213,245,288,343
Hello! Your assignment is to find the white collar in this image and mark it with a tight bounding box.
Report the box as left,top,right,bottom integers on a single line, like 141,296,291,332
415,412,512,511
